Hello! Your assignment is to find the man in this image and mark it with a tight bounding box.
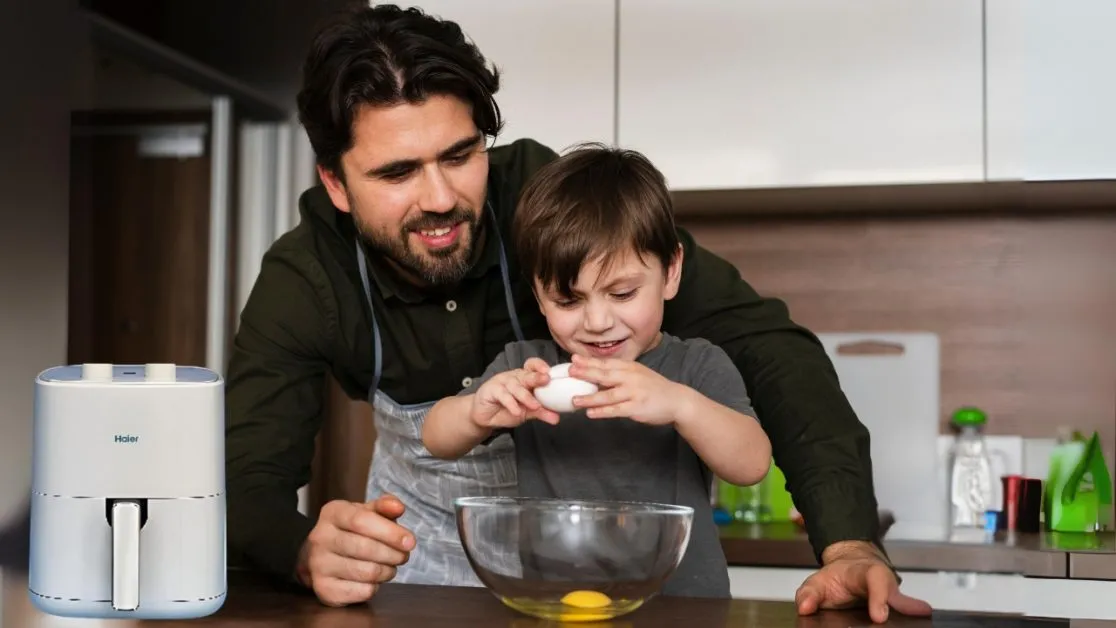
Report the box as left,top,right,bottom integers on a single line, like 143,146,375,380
225,3,931,624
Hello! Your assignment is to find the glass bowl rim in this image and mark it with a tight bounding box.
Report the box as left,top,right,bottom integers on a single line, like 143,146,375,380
453,495,694,516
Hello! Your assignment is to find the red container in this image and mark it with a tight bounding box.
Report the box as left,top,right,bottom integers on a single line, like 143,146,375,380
1000,475,1042,533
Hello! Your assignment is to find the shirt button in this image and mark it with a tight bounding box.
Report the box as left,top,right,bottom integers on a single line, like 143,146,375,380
462,377,473,388
445,300,457,312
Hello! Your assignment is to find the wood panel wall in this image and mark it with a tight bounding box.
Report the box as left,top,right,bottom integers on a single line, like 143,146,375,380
680,214,1116,452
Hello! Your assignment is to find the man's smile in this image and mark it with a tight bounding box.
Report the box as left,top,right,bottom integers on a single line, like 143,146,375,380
413,222,464,250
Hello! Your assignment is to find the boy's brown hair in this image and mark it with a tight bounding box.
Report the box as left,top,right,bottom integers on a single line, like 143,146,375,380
512,143,680,299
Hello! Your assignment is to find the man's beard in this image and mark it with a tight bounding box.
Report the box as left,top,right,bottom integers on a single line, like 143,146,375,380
353,200,481,286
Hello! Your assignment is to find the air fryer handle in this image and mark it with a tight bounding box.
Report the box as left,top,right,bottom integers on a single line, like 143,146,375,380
111,500,141,611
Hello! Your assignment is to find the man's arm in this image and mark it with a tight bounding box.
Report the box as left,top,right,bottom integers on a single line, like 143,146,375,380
662,227,883,562
225,244,335,582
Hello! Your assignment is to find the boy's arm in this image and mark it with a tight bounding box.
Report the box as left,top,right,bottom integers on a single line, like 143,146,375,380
424,394,492,459
673,343,772,487
422,349,514,459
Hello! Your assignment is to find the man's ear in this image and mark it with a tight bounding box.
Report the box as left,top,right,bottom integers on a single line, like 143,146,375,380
318,164,352,213
663,243,684,301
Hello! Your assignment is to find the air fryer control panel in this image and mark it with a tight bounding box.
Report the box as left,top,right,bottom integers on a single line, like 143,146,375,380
38,363,220,384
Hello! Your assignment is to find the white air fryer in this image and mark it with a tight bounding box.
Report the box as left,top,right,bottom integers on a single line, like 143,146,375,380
28,363,226,619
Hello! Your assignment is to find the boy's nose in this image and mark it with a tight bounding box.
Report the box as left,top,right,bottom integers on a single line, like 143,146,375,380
582,302,613,332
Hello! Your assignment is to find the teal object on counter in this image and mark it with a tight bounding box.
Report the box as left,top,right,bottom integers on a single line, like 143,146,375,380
712,508,733,526
984,511,999,533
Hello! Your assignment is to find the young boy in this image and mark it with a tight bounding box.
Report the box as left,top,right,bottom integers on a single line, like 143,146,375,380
422,144,772,599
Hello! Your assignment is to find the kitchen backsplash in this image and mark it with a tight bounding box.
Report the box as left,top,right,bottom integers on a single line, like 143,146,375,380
682,211,1116,537
681,214,1116,453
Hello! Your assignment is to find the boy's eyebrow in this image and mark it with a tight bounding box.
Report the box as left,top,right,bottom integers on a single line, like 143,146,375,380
541,272,643,298
364,133,483,178
545,285,580,298
598,273,643,290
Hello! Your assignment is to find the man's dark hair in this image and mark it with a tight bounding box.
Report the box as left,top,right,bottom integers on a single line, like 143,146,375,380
513,143,680,300
296,3,503,178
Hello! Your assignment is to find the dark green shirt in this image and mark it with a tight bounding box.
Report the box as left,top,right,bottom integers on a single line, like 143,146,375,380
225,138,883,582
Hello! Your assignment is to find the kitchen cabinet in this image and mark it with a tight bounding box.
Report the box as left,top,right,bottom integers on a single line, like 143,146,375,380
617,1,984,190
409,1,615,154
729,567,1023,615
1027,577,1116,621
728,567,1116,619
985,0,1116,181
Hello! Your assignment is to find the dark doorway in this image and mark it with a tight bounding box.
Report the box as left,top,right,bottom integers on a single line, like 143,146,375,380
67,110,225,367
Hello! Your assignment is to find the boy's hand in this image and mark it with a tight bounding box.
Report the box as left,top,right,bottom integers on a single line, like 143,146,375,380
471,358,560,428
568,354,686,425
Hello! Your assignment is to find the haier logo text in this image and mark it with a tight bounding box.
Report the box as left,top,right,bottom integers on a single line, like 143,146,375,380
114,435,139,444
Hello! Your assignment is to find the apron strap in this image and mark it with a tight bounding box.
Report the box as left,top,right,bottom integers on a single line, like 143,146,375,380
355,242,384,400
487,200,526,343
354,200,526,404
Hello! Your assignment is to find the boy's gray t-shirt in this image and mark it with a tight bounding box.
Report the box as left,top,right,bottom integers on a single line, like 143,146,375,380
459,332,758,598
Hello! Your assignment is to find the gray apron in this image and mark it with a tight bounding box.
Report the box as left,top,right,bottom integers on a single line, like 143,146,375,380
353,203,525,586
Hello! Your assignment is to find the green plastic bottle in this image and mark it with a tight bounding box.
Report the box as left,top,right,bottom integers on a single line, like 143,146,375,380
716,477,770,523
763,463,796,522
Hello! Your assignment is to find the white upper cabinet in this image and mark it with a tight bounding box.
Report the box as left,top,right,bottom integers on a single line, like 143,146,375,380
986,0,1116,181
616,1,985,190
411,1,616,155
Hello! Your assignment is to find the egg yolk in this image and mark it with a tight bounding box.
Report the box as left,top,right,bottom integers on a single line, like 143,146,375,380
561,590,612,609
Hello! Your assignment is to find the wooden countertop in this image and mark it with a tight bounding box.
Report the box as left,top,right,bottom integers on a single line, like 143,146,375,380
0,569,1088,627
718,522,1116,579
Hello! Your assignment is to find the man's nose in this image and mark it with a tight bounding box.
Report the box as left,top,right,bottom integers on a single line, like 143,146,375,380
419,165,457,213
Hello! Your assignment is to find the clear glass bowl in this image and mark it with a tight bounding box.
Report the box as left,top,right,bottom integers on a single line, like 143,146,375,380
454,496,694,623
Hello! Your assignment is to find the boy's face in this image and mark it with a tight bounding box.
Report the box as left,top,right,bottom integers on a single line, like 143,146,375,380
534,246,683,361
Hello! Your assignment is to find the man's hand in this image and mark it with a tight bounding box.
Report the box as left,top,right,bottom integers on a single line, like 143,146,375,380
297,494,415,606
795,541,932,624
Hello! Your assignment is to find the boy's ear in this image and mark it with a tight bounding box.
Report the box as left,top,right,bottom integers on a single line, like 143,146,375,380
663,243,684,301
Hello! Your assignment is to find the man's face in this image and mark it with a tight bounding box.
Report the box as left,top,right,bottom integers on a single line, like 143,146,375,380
320,94,489,286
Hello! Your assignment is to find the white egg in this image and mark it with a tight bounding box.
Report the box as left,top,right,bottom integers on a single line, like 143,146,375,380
533,362,598,413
